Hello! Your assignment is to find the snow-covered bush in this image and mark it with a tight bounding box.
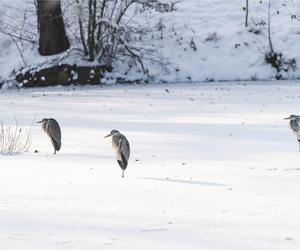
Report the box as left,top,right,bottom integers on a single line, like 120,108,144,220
204,32,219,43
0,121,32,155
265,52,296,79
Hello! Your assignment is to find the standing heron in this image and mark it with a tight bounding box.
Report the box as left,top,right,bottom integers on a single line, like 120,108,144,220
285,114,300,151
37,118,61,154
104,130,130,178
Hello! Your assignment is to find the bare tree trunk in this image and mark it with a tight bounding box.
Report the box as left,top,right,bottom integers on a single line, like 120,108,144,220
245,0,249,27
88,0,97,61
75,0,88,56
267,0,274,53
37,0,70,56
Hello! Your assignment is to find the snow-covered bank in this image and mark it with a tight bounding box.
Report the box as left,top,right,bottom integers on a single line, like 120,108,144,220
142,0,300,82
1,81,300,249
1,0,300,83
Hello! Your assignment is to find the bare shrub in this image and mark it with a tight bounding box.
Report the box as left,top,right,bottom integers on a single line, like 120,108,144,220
0,121,32,155
67,0,179,74
204,32,219,43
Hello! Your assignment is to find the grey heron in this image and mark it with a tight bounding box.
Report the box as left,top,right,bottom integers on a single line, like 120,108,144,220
37,118,61,154
285,114,300,151
104,130,130,178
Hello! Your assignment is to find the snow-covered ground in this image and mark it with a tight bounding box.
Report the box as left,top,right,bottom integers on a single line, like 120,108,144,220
1,81,300,250
144,0,300,81
1,0,300,83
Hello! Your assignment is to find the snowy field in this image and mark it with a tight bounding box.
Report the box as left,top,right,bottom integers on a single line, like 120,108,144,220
1,82,300,250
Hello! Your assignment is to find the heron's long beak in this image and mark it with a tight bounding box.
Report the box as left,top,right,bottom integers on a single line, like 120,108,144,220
104,133,112,138
284,117,290,120
36,120,43,123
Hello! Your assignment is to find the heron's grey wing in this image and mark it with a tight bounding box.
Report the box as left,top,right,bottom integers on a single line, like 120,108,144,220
290,120,300,139
120,134,130,162
47,119,62,151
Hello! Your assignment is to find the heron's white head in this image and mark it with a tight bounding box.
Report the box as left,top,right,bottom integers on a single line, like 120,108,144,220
284,114,300,120
36,118,48,124
104,130,120,138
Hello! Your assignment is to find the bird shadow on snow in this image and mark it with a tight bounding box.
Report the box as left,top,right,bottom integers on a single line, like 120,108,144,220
140,177,225,187
58,153,112,160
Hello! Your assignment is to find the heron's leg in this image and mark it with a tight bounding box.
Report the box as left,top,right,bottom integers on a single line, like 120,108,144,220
54,149,56,155
118,161,125,178
298,140,300,152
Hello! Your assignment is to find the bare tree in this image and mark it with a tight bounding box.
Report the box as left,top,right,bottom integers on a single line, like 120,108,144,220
72,0,175,73
267,0,274,53
245,0,249,27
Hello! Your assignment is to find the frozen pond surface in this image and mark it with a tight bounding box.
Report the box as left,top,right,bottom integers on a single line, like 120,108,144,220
1,81,300,250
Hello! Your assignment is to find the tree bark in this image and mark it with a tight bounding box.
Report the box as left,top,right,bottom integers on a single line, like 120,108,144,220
88,0,97,61
37,0,70,56
267,0,274,53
